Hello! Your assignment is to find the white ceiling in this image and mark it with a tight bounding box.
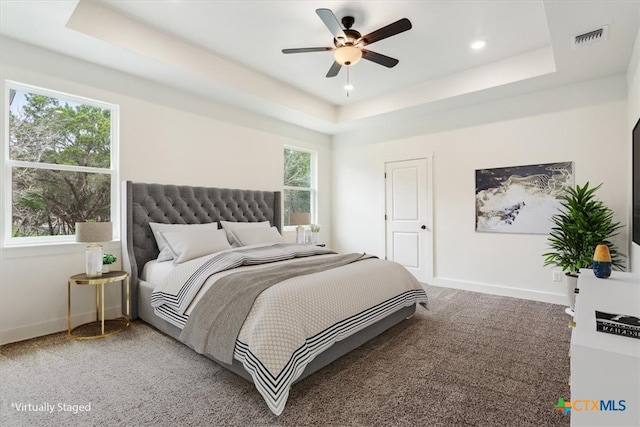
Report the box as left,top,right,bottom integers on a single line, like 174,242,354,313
1,0,638,135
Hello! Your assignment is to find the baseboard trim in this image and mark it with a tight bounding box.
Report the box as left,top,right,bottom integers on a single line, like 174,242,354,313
0,305,122,345
1,280,567,345
431,277,567,306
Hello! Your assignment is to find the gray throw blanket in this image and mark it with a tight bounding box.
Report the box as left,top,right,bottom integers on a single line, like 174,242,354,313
179,252,373,364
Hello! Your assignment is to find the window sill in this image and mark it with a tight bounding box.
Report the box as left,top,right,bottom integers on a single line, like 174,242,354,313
1,240,121,259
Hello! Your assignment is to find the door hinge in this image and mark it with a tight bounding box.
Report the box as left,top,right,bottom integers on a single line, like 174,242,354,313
384,172,387,178
384,214,387,221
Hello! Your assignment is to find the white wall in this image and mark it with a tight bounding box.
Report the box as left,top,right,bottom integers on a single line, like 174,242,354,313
2,32,637,345
628,23,640,275
332,75,630,304
0,38,332,344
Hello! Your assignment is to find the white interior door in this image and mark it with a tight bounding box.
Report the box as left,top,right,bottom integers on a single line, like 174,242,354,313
385,158,431,283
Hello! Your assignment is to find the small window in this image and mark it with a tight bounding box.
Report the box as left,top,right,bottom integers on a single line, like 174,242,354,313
283,146,316,226
5,82,118,245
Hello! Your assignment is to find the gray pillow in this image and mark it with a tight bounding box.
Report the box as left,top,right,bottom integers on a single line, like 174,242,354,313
232,226,284,246
162,228,232,264
149,222,219,261
220,220,270,247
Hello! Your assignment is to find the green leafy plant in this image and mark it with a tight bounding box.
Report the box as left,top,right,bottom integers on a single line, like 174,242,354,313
103,253,117,265
543,182,623,274
310,224,321,233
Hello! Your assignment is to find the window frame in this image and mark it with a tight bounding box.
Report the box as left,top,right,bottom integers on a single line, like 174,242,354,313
3,81,120,247
283,145,317,228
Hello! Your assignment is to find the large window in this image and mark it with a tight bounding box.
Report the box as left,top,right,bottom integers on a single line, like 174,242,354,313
5,82,118,245
283,146,316,226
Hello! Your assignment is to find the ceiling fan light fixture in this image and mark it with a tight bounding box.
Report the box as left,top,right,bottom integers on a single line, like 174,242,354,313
334,45,362,66
283,9,410,81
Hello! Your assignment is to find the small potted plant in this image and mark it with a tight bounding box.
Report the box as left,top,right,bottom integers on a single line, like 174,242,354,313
310,224,321,244
102,253,117,273
543,182,623,312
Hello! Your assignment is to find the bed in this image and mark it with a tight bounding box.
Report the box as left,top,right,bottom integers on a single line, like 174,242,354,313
121,181,428,415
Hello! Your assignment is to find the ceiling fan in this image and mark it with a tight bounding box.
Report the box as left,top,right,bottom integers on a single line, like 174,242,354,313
282,8,412,78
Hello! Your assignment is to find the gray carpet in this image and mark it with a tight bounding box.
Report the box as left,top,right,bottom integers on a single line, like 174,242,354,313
0,286,571,426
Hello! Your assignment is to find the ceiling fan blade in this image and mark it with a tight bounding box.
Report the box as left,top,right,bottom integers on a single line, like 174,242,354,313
361,49,399,68
316,8,347,40
359,18,412,46
282,47,333,54
326,61,342,78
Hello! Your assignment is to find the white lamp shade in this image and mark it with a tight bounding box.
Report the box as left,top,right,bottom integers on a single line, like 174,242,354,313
289,213,311,226
75,222,112,243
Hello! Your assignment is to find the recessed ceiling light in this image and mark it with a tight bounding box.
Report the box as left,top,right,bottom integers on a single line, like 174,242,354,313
471,40,486,50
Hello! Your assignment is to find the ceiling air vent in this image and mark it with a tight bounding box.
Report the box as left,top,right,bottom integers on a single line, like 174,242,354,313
572,26,608,48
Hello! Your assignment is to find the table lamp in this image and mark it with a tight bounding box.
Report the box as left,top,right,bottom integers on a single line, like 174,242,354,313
289,213,311,244
76,222,112,278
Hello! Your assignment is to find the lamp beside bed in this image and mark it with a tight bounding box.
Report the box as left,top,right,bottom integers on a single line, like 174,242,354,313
76,221,112,278
289,212,310,244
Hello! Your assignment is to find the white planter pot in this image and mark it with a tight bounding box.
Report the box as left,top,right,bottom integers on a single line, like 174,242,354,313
565,273,579,311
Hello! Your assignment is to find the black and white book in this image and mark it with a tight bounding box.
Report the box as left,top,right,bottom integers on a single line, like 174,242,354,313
595,311,640,340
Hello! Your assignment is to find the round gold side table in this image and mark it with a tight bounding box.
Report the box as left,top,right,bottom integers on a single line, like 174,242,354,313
68,270,130,340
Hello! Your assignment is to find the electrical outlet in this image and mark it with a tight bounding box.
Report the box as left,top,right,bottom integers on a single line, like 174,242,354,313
552,271,562,282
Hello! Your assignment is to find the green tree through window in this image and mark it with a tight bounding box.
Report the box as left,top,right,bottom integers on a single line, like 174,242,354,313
7,85,117,240
284,147,316,226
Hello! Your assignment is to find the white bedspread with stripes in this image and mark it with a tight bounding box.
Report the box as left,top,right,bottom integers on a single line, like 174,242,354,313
151,244,334,315
150,244,428,415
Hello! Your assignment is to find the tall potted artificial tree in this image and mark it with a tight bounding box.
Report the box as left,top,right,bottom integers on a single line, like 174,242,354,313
543,182,623,312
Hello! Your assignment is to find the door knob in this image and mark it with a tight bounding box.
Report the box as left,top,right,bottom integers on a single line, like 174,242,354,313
421,225,426,230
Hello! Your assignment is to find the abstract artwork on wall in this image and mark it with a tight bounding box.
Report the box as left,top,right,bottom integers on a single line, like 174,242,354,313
475,162,574,234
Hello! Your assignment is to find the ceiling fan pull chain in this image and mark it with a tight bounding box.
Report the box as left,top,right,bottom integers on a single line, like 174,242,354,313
347,67,350,98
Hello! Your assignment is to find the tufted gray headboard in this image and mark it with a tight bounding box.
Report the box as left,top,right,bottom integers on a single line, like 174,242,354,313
121,181,282,319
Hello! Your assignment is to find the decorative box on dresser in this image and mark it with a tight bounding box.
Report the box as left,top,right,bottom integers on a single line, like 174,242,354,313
570,270,640,426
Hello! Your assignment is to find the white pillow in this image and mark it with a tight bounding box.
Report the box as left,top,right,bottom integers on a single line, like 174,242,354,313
220,221,270,247
149,222,219,262
161,228,232,264
232,226,284,246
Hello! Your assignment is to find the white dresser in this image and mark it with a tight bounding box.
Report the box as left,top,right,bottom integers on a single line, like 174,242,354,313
570,270,640,426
